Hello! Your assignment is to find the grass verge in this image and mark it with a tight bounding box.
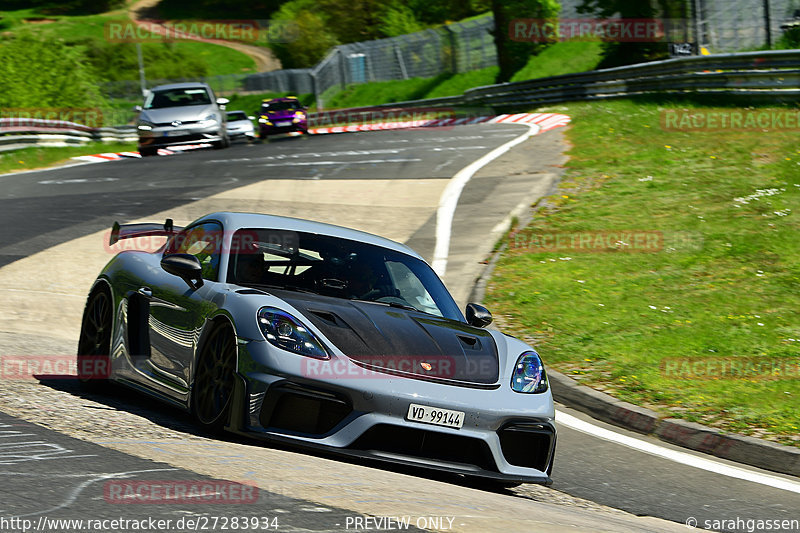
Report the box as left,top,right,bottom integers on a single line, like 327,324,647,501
0,142,136,175
319,67,499,109
485,98,800,447
510,40,605,82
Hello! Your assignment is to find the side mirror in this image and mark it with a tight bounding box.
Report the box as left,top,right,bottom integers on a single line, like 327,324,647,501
161,254,204,290
247,115,255,120
133,105,143,112
216,97,230,105
466,303,493,328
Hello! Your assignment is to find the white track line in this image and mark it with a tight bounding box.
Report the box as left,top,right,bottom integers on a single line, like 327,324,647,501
431,122,541,276
556,410,800,494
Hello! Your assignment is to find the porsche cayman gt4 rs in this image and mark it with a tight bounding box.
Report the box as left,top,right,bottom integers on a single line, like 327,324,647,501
78,212,556,484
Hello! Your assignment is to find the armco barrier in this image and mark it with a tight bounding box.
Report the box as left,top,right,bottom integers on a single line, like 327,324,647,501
0,119,138,152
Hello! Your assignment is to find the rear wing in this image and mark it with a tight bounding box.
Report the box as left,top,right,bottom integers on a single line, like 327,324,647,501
109,218,183,246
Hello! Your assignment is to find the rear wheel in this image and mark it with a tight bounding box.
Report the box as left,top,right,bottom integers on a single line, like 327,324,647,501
77,286,112,390
191,324,237,432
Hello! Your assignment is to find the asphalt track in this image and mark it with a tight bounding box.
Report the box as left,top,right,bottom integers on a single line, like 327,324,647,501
0,125,797,532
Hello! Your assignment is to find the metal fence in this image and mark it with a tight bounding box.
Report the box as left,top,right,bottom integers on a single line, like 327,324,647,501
310,17,496,108
695,0,799,50
559,0,800,51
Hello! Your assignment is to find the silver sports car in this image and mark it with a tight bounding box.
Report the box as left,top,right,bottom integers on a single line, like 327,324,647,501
78,212,556,485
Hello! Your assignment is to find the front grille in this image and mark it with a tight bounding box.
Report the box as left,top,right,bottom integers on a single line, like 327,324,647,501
153,120,198,127
350,424,497,472
259,385,351,436
143,134,206,146
497,421,555,471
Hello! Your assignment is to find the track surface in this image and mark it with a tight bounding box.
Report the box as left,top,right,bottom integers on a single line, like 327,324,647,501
0,126,797,532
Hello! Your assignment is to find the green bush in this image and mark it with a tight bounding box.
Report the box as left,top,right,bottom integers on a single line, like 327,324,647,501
0,34,104,108
77,39,209,81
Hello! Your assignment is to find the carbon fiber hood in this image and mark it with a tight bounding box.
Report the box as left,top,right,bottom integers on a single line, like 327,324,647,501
276,291,499,385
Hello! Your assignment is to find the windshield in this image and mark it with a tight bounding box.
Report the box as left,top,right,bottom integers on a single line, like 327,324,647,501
227,229,462,321
227,111,248,121
260,100,299,112
144,88,212,109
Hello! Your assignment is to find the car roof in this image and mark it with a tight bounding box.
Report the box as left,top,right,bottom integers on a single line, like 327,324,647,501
194,212,423,260
262,97,299,103
150,82,212,91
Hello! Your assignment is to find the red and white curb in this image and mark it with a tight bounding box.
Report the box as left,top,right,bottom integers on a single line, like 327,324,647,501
307,113,571,135
71,144,211,162
71,114,570,163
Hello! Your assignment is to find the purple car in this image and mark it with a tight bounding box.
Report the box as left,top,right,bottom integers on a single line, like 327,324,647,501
257,97,308,138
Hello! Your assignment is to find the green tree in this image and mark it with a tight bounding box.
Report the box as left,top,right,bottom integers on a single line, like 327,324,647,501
407,0,491,24
270,9,339,68
492,0,561,82
316,0,390,42
577,0,690,66
379,4,425,37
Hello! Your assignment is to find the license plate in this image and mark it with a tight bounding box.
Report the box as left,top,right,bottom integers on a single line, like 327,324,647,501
276,121,291,127
406,403,464,429
163,130,184,137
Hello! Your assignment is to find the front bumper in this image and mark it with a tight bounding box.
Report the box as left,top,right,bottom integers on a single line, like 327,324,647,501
228,339,556,484
258,119,307,136
138,125,223,148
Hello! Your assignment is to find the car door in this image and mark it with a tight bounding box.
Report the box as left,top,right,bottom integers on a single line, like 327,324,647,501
141,221,223,397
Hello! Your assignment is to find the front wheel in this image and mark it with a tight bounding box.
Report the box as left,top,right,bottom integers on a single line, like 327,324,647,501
139,146,158,157
77,286,113,390
212,132,230,149
191,324,237,432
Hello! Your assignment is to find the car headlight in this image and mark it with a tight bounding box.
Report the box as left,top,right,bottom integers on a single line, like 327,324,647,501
258,307,329,359
198,114,218,127
258,116,271,124
511,351,548,393
294,111,305,118
137,120,154,131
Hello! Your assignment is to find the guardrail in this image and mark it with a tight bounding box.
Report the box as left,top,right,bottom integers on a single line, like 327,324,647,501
463,50,800,109
3,50,798,153
0,119,137,152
